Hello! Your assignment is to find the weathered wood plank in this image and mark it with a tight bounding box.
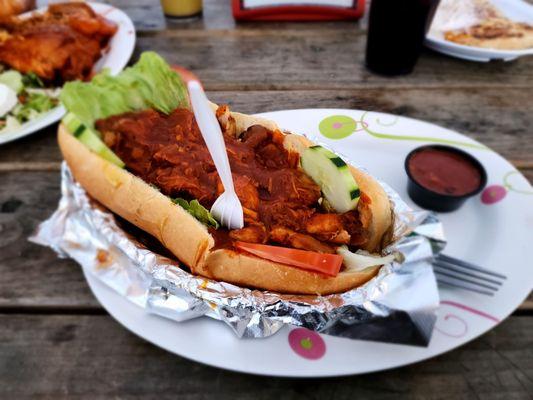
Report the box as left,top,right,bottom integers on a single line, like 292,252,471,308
1,88,532,166
133,30,533,90
0,170,531,309
106,0,166,32
34,1,533,88
0,172,98,308
0,314,532,399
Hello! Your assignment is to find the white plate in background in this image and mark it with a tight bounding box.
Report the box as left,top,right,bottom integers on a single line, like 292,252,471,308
425,0,533,62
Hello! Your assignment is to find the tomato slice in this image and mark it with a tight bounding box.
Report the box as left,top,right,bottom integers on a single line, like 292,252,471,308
234,241,343,277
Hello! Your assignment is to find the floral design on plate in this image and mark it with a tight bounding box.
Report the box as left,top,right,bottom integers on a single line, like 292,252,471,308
319,115,357,139
481,171,533,205
359,112,488,150
288,328,326,360
481,185,507,205
435,301,499,338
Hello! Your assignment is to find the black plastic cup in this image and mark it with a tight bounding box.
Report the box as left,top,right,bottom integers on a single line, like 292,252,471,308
404,145,487,212
365,0,440,75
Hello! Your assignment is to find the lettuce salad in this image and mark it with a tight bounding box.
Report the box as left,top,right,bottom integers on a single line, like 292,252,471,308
0,70,60,134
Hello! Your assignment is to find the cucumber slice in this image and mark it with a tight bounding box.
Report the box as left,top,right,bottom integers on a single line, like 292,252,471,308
300,145,360,213
62,113,125,168
0,70,23,94
62,112,86,135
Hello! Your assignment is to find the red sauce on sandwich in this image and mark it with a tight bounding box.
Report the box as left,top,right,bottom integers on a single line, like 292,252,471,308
96,108,370,251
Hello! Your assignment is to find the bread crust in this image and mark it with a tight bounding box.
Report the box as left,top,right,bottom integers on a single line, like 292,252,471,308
58,127,214,269
203,249,381,295
58,109,393,295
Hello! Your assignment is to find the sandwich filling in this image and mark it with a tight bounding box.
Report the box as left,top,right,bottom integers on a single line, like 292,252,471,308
96,107,372,254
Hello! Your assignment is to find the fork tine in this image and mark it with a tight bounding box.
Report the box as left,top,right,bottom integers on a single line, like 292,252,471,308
228,202,240,229
436,254,506,280
433,267,499,291
436,276,494,296
222,201,231,227
225,200,233,228
433,260,504,286
224,198,233,228
210,196,221,224
221,198,230,228
212,196,227,227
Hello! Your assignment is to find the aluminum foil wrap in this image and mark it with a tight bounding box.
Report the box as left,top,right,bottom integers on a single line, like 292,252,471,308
31,163,442,346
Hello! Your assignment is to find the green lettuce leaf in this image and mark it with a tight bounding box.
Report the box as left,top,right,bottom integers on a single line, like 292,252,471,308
13,92,57,122
172,198,219,229
60,51,189,128
22,72,44,89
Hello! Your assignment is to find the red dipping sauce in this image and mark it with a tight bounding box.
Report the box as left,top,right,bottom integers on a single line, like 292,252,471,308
408,148,481,196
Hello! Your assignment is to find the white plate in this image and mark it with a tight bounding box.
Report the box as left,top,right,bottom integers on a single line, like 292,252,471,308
0,2,136,145
425,0,533,62
84,108,533,377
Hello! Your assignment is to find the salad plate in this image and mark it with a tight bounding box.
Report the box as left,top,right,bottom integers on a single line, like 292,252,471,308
426,0,533,62
81,108,533,376
0,2,135,145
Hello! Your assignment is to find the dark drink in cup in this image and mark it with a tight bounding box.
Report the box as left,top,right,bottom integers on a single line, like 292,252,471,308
365,0,440,75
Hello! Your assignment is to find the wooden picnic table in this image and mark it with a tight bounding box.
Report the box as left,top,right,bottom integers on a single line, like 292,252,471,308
1,0,532,398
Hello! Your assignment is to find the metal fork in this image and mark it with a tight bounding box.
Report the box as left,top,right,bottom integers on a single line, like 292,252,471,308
433,253,506,296
188,81,244,229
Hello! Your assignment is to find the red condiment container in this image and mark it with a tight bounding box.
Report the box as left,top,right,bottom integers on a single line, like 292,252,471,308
232,0,365,21
404,145,487,212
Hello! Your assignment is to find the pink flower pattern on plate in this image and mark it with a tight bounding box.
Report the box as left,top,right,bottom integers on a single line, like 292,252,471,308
481,185,507,205
435,301,500,338
288,328,326,360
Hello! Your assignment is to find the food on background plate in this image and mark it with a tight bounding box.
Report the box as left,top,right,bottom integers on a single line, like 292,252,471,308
445,18,533,50
58,52,394,295
0,2,117,83
433,0,533,50
0,70,59,132
0,2,117,134
0,0,35,17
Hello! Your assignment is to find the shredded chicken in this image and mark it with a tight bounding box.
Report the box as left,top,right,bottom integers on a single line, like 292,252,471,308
97,106,371,251
305,214,351,244
230,224,268,244
270,227,335,253
215,105,237,138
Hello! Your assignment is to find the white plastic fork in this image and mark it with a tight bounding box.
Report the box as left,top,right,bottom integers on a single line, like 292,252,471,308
187,81,244,229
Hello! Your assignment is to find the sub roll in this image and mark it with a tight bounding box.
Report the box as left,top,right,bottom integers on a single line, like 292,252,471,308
58,52,394,295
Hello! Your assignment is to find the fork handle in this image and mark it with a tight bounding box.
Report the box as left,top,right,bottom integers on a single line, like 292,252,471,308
188,81,236,194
